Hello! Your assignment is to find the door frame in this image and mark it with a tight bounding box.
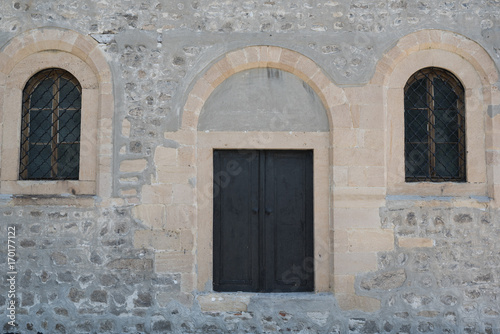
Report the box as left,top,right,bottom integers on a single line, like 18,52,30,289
196,131,331,293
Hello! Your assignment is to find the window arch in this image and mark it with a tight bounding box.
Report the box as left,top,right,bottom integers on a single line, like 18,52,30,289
404,67,466,182
20,69,82,180
0,28,114,196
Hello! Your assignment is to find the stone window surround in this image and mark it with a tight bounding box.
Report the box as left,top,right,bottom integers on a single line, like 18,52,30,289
0,28,113,197
378,30,498,198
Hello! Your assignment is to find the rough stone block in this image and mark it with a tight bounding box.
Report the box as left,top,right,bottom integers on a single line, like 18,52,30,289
333,275,355,294
106,258,153,271
348,229,394,253
398,237,433,248
120,159,148,173
178,146,195,166
141,184,172,204
336,293,381,312
134,229,181,251
156,252,193,273
360,269,407,291
121,118,131,137
330,104,353,128
155,166,195,184
333,128,358,148
333,229,349,253
166,204,196,229
198,294,251,312
334,207,382,229
132,204,166,229
172,184,195,204
333,166,349,187
134,292,153,307
154,146,177,167
157,291,193,308
334,252,378,275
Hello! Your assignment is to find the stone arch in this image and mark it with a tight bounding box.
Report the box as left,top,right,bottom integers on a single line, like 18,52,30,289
0,27,113,197
182,46,346,131
0,27,112,85
187,47,337,293
373,29,498,88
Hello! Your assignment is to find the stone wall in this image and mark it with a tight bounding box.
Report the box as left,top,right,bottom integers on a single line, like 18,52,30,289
2,201,499,333
0,1,500,333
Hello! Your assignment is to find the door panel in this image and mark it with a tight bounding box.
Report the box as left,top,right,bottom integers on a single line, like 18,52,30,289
213,150,313,292
213,150,259,292
265,151,314,292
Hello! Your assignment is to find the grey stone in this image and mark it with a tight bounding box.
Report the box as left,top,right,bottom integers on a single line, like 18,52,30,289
51,251,68,265
76,321,93,332
54,307,69,316
55,323,66,333
20,269,32,287
440,295,458,306
153,320,172,332
100,273,118,286
20,239,35,247
406,212,417,226
91,34,115,44
57,271,74,283
398,324,411,334
465,289,481,299
130,141,142,153
99,320,114,332
417,311,440,317
68,288,85,303
402,293,433,308
22,292,34,306
30,224,41,233
90,290,108,303
48,212,68,219
349,318,379,334
90,251,103,264
106,258,153,271
134,292,152,307
417,322,434,332
453,214,473,223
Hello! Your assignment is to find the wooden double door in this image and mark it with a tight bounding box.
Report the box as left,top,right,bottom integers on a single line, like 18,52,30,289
213,150,314,292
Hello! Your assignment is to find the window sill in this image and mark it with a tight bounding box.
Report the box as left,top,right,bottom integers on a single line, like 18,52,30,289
0,180,96,196
196,292,333,313
387,181,487,198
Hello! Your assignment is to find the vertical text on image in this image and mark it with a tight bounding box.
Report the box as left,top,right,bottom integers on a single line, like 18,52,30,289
7,226,17,327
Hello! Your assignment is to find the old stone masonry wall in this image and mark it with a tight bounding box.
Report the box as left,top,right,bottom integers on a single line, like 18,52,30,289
1,203,500,333
0,0,500,333
0,202,498,334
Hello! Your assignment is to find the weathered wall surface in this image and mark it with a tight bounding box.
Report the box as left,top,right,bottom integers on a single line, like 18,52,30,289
0,1,500,333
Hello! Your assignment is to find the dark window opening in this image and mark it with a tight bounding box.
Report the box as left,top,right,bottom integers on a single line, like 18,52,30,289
20,68,81,180
404,67,466,182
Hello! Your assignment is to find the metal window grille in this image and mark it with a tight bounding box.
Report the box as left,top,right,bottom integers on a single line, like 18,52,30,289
19,68,81,180
404,67,466,182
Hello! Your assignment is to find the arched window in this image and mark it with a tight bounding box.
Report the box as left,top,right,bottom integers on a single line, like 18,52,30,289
404,67,466,182
20,69,81,180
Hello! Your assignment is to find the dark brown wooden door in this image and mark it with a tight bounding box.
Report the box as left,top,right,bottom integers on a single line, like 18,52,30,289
213,150,314,292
